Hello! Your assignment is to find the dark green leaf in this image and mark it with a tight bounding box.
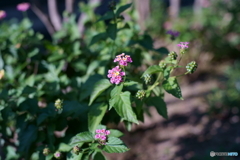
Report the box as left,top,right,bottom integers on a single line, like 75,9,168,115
141,65,163,78
67,152,83,160
37,113,48,125
22,85,36,95
155,47,169,55
147,97,168,119
92,152,106,160
19,99,38,114
163,77,183,100
114,91,138,124
98,11,114,21
88,103,108,133
89,33,107,46
116,3,132,16
107,23,117,40
89,79,112,105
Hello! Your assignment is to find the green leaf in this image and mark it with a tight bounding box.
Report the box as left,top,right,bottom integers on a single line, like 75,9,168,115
88,103,108,133
108,129,123,138
116,3,132,16
141,65,163,78
103,144,129,153
147,97,168,119
74,132,94,143
18,125,38,154
107,23,117,40
163,77,183,100
113,91,138,124
37,113,48,125
19,99,38,114
58,143,72,152
164,66,172,79
107,137,124,145
89,79,112,105
89,33,107,46
97,11,114,21
109,84,123,110
67,152,83,160
123,81,138,87
22,85,36,95
155,47,169,55
134,98,144,122
92,152,106,160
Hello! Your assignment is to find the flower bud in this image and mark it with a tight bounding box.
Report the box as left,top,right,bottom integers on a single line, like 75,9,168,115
168,51,178,61
143,74,151,84
43,147,50,156
54,99,63,110
136,90,145,99
186,61,198,74
54,151,62,159
159,61,166,69
73,146,80,155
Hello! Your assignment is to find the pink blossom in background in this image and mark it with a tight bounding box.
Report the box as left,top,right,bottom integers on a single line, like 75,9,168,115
177,42,189,49
0,10,6,19
17,2,30,12
114,53,132,66
105,130,110,135
107,66,125,85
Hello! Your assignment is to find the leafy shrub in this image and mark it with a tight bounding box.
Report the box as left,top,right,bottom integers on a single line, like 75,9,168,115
0,1,197,159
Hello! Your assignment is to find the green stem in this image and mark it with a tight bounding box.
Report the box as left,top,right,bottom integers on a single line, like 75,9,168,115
147,72,163,92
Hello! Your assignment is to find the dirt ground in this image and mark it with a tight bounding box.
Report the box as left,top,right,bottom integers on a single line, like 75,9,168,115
104,79,240,160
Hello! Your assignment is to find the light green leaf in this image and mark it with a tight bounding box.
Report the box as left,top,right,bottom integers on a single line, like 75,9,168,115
89,79,112,105
97,11,114,21
107,137,124,145
109,84,123,110
114,91,138,124
123,81,138,87
141,65,163,78
108,129,123,138
103,144,129,153
58,143,71,152
163,77,183,100
72,132,94,143
88,103,108,133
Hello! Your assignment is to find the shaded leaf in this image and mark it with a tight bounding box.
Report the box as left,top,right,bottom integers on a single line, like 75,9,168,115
163,77,183,100
141,65,163,78
116,3,132,16
147,97,168,119
107,23,117,40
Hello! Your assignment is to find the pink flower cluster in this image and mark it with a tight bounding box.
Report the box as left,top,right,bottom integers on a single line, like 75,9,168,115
95,129,110,145
17,2,30,12
107,66,125,84
0,10,6,20
114,53,132,66
177,42,189,49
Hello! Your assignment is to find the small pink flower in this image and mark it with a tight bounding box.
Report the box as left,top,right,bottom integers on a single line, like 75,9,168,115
105,130,110,135
114,53,132,66
54,151,61,158
96,129,101,133
17,2,30,12
177,42,189,49
101,135,106,140
101,129,106,133
0,10,6,19
95,134,101,139
107,66,125,84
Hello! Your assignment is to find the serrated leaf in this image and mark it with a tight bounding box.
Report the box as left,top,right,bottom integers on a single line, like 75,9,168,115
163,77,183,100
141,65,163,78
107,137,124,145
109,84,123,110
73,132,94,143
108,129,123,137
116,3,132,16
103,144,129,153
89,79,112,105
88,103,108,133
114,91,138,124
107,23,117,40
147,97,168,119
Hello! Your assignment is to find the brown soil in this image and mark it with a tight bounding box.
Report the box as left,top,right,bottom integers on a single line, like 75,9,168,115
104,80,240,160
